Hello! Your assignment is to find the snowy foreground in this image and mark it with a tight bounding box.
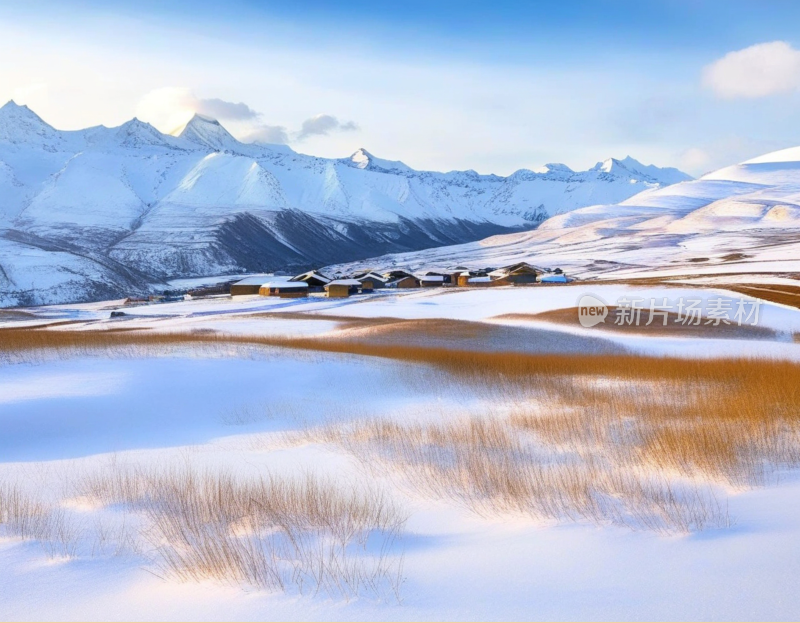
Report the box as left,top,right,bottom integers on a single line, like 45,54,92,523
3,285,800,621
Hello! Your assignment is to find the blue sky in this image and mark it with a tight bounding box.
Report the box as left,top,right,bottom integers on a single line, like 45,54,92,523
1,1,799,175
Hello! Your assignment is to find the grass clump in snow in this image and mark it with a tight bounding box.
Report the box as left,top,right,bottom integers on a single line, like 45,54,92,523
0,483,82,558
515,371,800,489
294,350,800,533
0,465,406,600
80,466,406,600
302,416,730,534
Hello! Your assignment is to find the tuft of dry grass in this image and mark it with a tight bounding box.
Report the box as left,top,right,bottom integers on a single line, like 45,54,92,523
1,464,406,600
0,483,83,557
519,367,800,488
303,416,730,534
80,466,406,599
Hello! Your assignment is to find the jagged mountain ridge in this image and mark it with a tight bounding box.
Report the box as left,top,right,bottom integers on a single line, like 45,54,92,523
0,101,691,306
327,145,800,280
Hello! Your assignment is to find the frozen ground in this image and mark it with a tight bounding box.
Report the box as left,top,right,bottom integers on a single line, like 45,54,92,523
3,285,800,620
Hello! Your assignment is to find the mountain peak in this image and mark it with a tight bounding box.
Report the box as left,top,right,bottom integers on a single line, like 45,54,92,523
349,147,374,169
592,157,628,174
1,100,27,112
178,114,238,151
120,117,153,131
0,100,47,123
591,156,692,185
618,155,644,168
187,113,222,127
0,100,61,145
114,117,182,149
532,163,574,175
345,147,412,173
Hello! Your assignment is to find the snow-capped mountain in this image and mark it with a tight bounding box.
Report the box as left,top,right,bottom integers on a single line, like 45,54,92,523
331,146,800,280
0,101,690,305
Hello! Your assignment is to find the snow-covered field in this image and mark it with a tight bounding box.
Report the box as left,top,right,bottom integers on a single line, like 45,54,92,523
3,285,800,621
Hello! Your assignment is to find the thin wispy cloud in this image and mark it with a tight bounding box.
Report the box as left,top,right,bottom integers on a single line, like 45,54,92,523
136,88,359,146
243,124,290,145
194,97,260,121
137,88,251,131
296,114,359,140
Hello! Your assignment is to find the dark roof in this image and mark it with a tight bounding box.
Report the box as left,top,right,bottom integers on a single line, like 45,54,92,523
290,270,331,284
383,269,415,279
491,262,544,277
354,271,387,283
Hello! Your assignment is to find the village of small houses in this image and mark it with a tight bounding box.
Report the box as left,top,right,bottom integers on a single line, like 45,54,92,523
123,262,568,305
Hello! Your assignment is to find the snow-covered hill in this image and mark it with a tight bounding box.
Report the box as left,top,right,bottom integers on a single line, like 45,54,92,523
0,101,690,305
332,146,800,280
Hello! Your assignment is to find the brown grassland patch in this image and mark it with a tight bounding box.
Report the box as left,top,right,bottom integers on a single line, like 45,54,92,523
719,283,800,309
293,347,800,532
300,415,733,533
0,325,797,387
3,323,800,539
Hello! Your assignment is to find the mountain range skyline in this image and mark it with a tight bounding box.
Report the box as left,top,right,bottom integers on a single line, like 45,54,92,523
2,1,799,177
0,99,697,178
0,98,692,306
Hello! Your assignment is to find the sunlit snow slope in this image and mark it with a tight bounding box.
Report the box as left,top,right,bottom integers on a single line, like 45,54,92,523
329,147,800,280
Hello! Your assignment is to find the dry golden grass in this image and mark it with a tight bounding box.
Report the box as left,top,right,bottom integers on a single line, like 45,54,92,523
512,373,800,488
5,325,800,488
719,283,800,309
4,323,800,536
278,331,800,533
1,465,406,598
237,311,400,328
79,466,405,598
0,483,82,557
338,317,496,340
302,415,730,534
0,324,793,383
